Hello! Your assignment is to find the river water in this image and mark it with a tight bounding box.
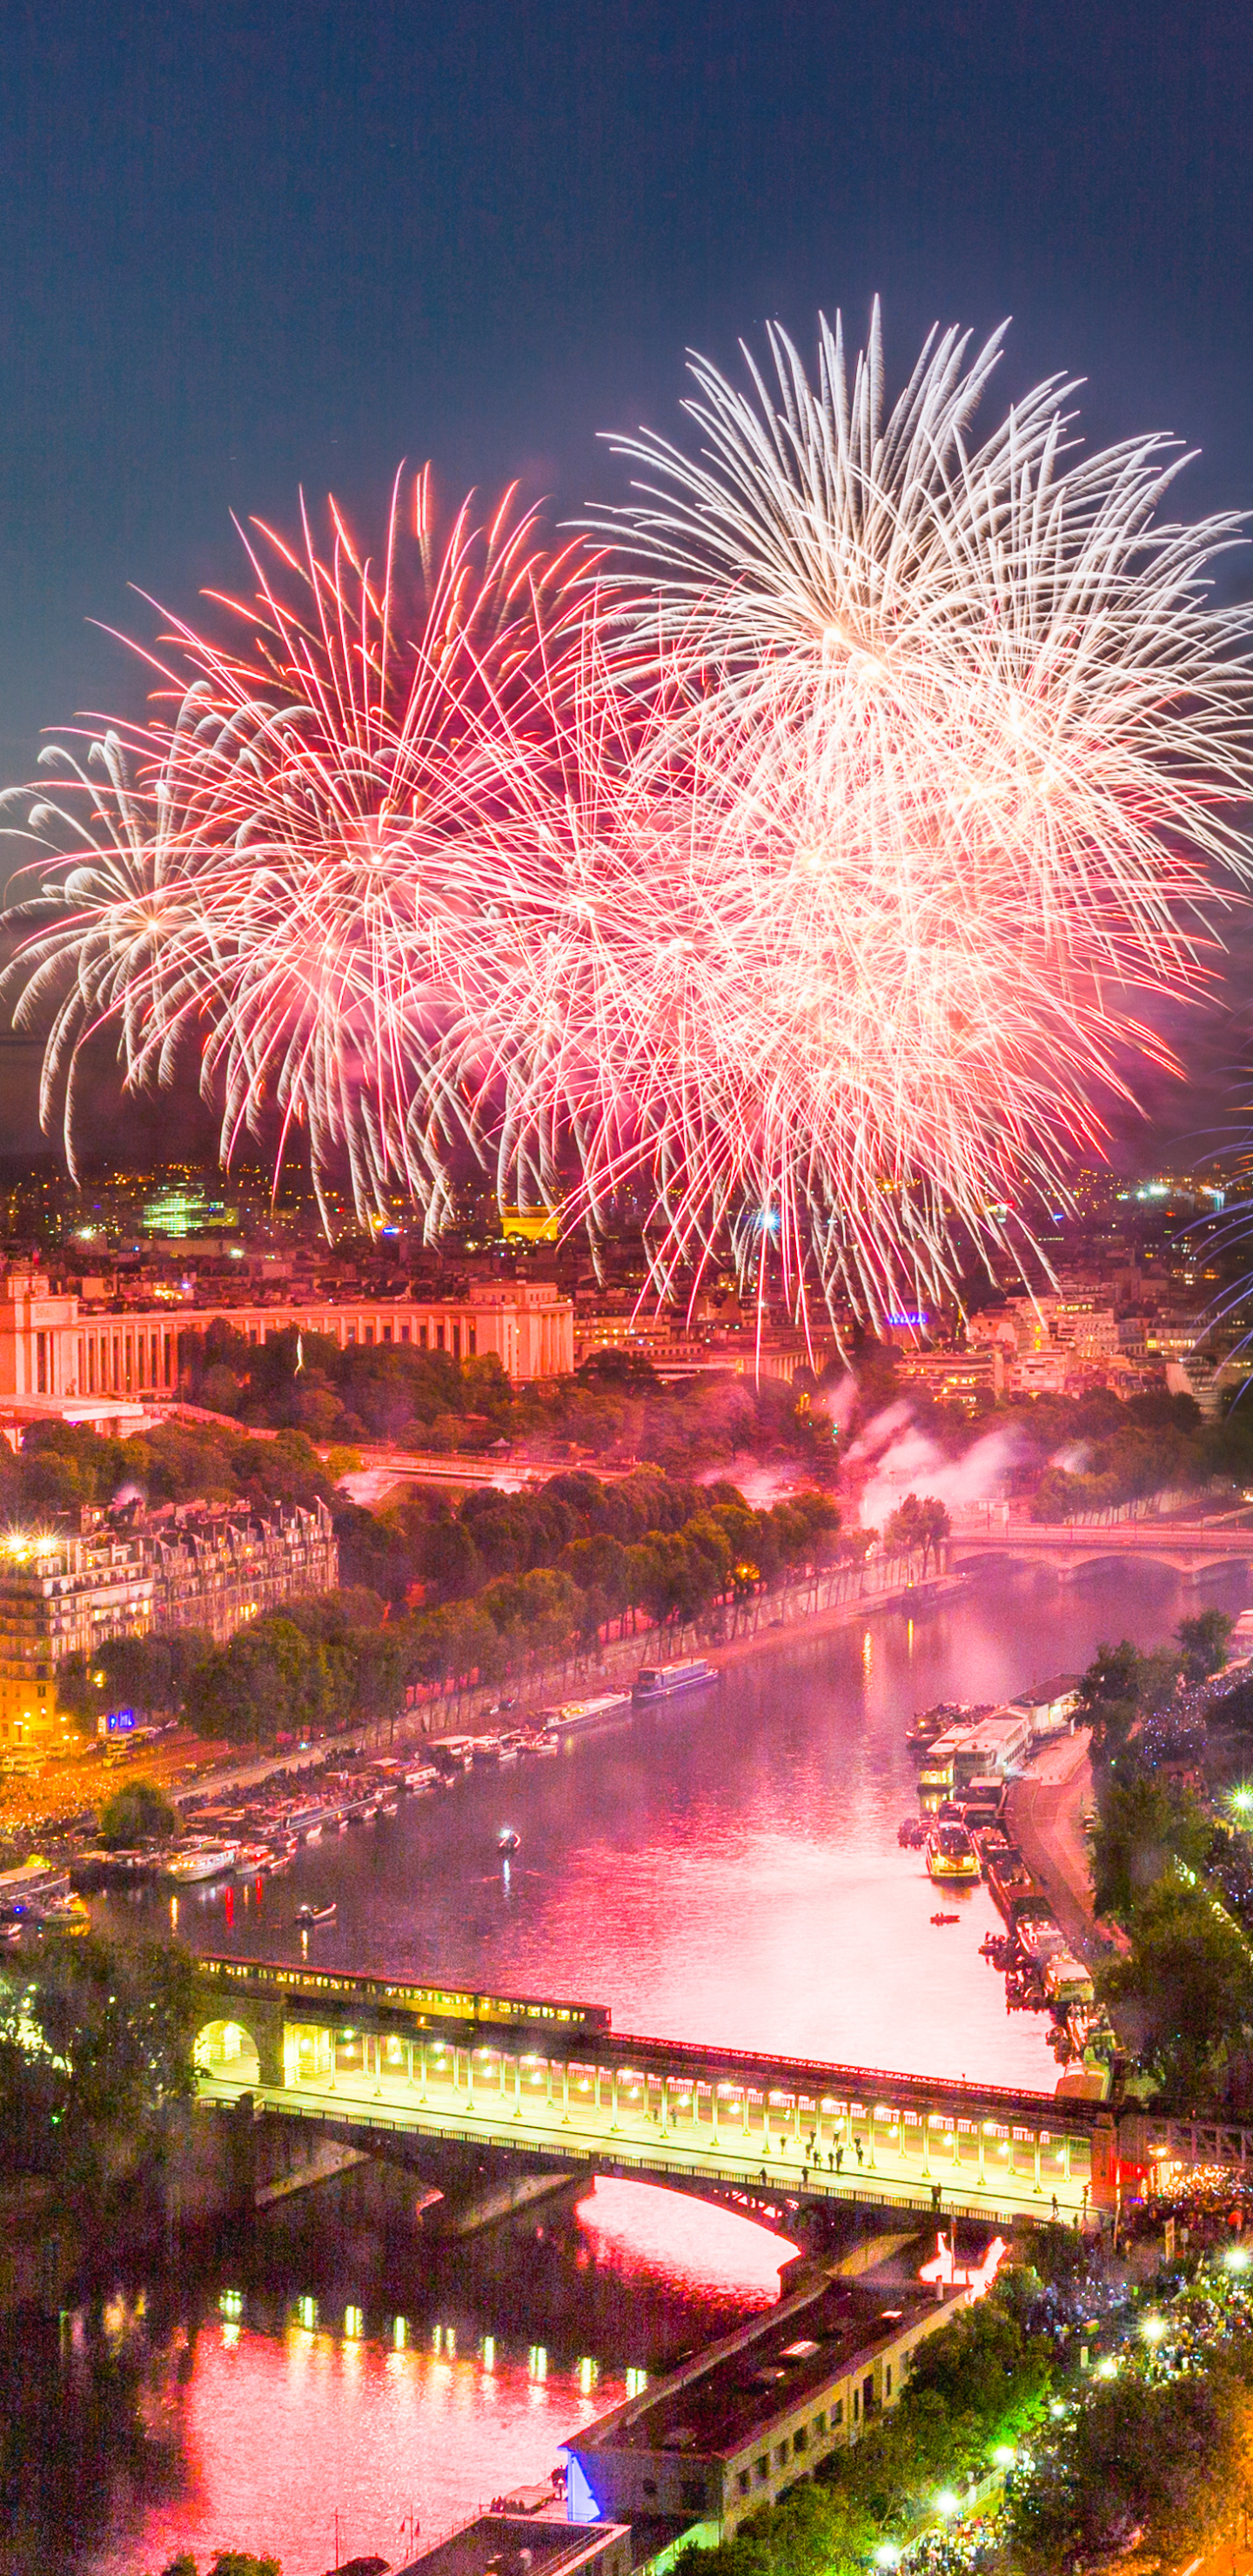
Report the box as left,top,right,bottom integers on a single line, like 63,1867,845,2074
27,1557,1249,2576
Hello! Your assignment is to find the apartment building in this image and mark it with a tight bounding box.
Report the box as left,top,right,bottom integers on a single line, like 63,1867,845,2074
0,1496,337,1748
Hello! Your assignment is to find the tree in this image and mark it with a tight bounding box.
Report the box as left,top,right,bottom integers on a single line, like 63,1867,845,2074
1008,2367,1245,2572
1098,1875,1253,2100
1077,1637,1144,1760
185,1617,333,1746
1089,1770,1209,1920
1177,1607,1236,1684
0,1932,198,2189
98,1778,180,1849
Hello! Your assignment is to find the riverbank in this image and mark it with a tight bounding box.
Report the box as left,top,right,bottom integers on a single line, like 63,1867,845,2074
169,1553,962,1808
1007,1727,1105,1963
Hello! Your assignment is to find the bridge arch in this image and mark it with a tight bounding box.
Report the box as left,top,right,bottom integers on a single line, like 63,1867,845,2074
195,2017,262,2085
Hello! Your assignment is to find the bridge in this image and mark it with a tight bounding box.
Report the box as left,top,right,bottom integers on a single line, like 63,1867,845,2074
191,1955,1116,2231
951,1519,1253,1585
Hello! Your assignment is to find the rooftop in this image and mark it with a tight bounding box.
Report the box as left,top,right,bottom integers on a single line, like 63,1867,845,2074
394,2516,630,2576
570,2277,966,2464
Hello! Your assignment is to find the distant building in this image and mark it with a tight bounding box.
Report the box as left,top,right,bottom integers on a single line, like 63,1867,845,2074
894,1346,1003,1408
0,1496,337,1750
0,1266,574,1400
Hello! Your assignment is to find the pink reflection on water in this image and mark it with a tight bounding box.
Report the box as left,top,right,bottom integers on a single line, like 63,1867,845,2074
85,2184,794,2576
91,2318,624,2576
575,2177,797,2300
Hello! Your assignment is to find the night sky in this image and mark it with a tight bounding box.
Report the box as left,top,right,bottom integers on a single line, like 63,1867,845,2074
1,0,1252,1159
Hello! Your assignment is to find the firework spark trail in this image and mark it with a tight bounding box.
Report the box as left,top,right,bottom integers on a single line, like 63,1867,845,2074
3,308,1253,1328
1,473,604,1231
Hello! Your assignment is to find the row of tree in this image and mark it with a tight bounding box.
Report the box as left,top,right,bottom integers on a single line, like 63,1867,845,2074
186,1484,845,1743
1079,1611,1253,2103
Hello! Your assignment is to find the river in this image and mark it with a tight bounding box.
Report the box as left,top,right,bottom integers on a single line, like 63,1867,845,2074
23,1556,1248,2576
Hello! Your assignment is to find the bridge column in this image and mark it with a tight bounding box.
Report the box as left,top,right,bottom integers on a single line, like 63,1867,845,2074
610,2067,619,2134
865,2108,875,2173
418,2042,428,2103
560,2062,570,2126
977,2127,986,2187
921,2119,932,2178
1033,2132,1043,2197
512,2050,522,2121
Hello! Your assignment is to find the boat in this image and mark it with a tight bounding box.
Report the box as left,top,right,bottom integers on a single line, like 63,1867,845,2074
632,1658,716,1705
0,1857,71,1908
498,1828,520,1857
925,1820,980,1883
1043,1950,1096,2007
428,1736,475,1775
543,1691,633,1740
165,1841,241,1884
296,1902,337,1927
33,1891,90,1934
234,1842,275,1872
906,1701,968,1753
403,1765,439,1794
472,1737,503,1766
930,1910,960,1925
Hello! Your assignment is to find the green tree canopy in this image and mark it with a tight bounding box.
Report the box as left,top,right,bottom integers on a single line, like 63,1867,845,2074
98,1778,181,1849
0,1931,198,2188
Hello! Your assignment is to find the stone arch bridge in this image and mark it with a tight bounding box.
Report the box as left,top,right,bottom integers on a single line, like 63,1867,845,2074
951,1520,1253,1587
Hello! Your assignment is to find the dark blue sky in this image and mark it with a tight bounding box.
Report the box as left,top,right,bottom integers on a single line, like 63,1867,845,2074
1,0,1252,1157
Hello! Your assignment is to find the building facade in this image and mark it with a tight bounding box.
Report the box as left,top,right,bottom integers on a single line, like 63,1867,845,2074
564,2276,972,2545
0,1496,337,1748
0,1269,574,1402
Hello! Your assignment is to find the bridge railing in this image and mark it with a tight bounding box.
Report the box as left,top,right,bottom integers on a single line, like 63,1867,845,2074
193,2077,1060,2224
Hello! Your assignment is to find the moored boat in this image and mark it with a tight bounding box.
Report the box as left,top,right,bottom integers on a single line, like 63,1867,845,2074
925,1820,980,1882
543,1691,633,1739
632,1658,716,1705
165,1841,240,1884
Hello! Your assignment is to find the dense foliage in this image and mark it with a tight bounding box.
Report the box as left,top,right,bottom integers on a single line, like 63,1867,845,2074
0,1932,198,2188
189,1477,844,1743
181,1322,836,1476
97,1778,181,1848
1078,1612,1253,2104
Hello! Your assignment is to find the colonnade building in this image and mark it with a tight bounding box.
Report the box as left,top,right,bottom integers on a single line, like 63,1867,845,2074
0,1268,573,1405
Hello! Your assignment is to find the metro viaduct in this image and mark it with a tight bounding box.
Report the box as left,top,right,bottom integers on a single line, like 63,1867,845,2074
191,1955,1116,2232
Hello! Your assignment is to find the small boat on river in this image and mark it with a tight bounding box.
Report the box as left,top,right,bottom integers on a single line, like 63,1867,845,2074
925,1820,980,1883
296,1902,337,1927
